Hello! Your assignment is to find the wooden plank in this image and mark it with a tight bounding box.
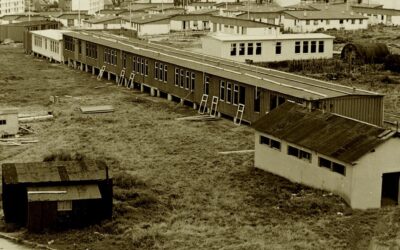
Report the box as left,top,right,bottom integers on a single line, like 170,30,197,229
80,105,114,114
218,150,255,155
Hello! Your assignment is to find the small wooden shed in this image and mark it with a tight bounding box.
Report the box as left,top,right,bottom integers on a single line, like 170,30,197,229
2,160,113,231
341,42,390,64
0,108,18,137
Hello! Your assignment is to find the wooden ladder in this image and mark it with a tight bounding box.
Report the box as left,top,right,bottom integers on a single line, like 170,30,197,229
234,104,245,126
97,65,106,80
117,68,126,86
127,72,135,89
198,94,208,115
210,96,219,117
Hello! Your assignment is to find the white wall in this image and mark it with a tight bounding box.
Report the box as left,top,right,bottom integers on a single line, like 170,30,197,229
31,34,64,62
351,138,400,209
0,0,25,17
138,23,170,36
71,0,104,14
202,36,333,62
254,131,353,205
170,19,209,31
274,0,300,7
283,17,368,32
83,22,121,29
0,113,18,135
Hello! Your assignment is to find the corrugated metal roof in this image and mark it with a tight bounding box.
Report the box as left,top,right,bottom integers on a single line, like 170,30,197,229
252,102,394,164
65,31,381,101
2,160,108,185
27,184,101,202
84,16,121,24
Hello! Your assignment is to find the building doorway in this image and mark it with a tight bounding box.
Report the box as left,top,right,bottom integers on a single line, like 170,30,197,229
381,172,400,206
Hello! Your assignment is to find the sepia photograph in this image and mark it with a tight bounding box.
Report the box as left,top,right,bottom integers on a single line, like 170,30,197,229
1,0,400,249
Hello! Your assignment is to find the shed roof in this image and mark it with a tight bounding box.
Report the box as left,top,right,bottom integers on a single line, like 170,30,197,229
27,184,101,202
351,6,400,16
65,31,381,100
0,20,59,27
252,102,394,164
2,160,109,185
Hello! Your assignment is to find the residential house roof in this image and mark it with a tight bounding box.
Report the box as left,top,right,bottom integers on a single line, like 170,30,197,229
252,102,394,164
55,12,91,19
2,160,109,185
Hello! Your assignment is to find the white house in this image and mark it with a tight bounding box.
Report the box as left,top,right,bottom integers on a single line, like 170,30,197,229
0,0,25,17
202,33,333,62
274,0,300,7
186,2,216,13
253,102,400,209
360,0,400,10
54,12,92,27
122,14,171,37
71,0,105,15
31,29,70,63
170,10,218,31
0,108,18,136
82,16,122,29
352,5,400,26
282,9,368,32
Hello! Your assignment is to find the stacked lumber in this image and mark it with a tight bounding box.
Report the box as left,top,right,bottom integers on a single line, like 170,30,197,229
80,105,114,114
175,115,219,122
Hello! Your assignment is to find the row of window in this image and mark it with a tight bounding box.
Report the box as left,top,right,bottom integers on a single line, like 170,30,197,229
304,19,363,25
155,62,168,83
133,56,148,76
104,47,117,65
64,36,74,51
34,36,42,47
295,41,324,54
0,120,6,125
259,135,346,176
219,80,245,105
86,42,97,59
175,68,196,91
50,40,59,53
231,42,262,56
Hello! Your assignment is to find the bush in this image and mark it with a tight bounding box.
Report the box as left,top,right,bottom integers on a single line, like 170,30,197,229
114,172,146,189
384,54,400,73
43,151,86,162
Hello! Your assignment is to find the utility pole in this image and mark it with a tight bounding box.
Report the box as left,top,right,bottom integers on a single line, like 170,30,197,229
78,0,81,28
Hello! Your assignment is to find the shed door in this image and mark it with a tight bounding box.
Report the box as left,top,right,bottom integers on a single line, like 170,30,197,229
381,172,400,206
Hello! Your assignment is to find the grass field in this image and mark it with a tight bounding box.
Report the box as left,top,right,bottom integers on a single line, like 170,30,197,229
1,44,400,250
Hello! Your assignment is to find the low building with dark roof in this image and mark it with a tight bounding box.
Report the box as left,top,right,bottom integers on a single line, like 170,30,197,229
2,160,113,231
82,16,122,29
253,102,400,209
121,14,172,37
352,5,400,25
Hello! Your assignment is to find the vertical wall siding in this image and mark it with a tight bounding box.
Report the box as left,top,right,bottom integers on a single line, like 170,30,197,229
63,35,383,126
321,96,383,126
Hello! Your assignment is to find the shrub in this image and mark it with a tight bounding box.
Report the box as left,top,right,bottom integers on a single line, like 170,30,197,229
114,172,146,189
384,54,400,73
